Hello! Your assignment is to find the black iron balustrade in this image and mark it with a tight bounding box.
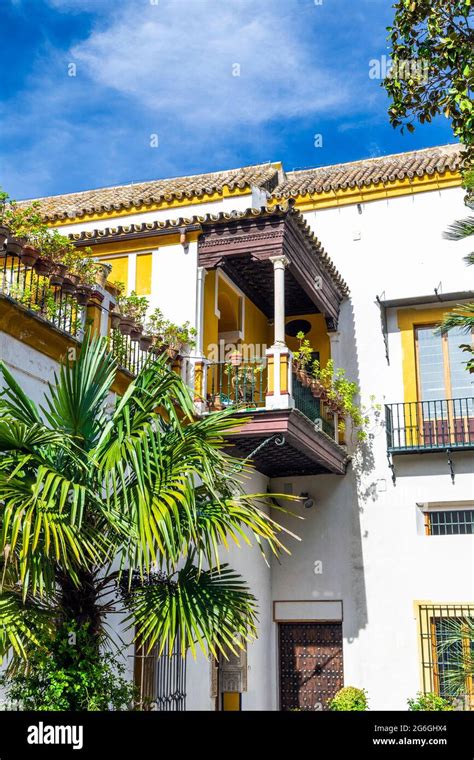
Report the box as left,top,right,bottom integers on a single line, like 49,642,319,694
207,359,266,410
385,398,474,453
134,636,187,711
109,328,150,375
293,375,335,438
0,252,82,337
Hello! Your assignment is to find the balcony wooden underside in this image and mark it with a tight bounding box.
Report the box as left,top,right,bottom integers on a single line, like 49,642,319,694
225,408,349,477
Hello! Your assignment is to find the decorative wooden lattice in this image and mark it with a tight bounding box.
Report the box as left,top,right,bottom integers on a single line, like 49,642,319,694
279,623,343,711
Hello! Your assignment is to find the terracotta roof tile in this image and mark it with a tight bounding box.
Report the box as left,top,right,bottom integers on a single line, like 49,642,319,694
272,144,463,198
27,164,281,221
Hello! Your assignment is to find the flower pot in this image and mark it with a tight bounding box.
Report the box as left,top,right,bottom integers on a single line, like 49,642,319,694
139,335,153,351
110,311,122,330
75,284,93,306
19,245,40,268
49,263,68,286
296,368,307,384
0,226,9,248
6,237,25,257
95,262,113,288
310,380,324,398
34,256,53,276
118,316,135,336
228,351,243,367
88,289,105,305
130,324,143,342
62,273,80,293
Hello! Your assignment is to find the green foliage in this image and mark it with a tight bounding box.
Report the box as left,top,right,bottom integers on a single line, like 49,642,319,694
407,692,455,711
120,291,149,324
0,622,136,711
35,229,76,264
384,1,473,172
329,686,369,711
310,357,379,442
436,617,474,697
2,200,46,243
0,333,291,692
293,331,313,369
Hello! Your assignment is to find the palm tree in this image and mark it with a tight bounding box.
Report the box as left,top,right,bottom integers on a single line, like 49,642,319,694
0,333,293,704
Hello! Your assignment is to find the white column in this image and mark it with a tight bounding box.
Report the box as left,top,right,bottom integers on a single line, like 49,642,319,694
269,255,289,348
194,266,207,357
192,266,208,414
266,256,293,410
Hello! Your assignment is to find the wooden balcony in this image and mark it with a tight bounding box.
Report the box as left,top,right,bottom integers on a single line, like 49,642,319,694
204,361,348,477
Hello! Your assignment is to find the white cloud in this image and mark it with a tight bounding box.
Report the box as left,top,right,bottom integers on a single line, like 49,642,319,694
69,0,351,127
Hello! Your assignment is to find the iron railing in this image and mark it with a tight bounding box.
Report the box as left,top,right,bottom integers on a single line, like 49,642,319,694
0,252,82,337
134,638,187,711
109,329,150,375
386,398,474,452
293,376,335,438
207,360,266,409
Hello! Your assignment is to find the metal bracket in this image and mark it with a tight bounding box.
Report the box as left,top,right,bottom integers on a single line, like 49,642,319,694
387,452,396,485
232,434,286,473
446,449,455,484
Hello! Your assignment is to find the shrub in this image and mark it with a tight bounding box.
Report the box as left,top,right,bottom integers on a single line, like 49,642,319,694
329,686,369,711
0,622,136,711
407,692,455,711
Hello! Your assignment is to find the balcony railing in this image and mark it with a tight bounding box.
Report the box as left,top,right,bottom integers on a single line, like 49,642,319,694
207,360,266,410
293,376,335,437
385,398,474,452
109,329,150,375
0,252,82,337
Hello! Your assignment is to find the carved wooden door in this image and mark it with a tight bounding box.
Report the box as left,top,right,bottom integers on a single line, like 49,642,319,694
279,623,343,711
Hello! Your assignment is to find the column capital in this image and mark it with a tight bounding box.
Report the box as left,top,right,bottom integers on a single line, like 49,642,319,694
269,254,289,268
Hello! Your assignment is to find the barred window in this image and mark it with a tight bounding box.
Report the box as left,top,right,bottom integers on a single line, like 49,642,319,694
418,604,474,710
426,509,474,536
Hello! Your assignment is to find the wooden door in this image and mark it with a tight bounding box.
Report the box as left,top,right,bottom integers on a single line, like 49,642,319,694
279,622,343,711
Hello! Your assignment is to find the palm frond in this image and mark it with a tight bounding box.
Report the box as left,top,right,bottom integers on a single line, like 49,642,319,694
41,331,117,449
0,591,53,663
443,216,474,241
438,303,474,334
123,559,258,659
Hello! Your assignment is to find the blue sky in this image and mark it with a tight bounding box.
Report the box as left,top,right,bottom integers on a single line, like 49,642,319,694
1,0,456,200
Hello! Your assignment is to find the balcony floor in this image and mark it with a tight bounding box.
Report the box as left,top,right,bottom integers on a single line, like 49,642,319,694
224,408,349,477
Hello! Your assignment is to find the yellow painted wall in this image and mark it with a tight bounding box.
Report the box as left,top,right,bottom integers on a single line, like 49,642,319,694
285,313,330,368
243,296,270,357
203,270,218,356
397,306,455,403
135,252,152,295
101,255,129,291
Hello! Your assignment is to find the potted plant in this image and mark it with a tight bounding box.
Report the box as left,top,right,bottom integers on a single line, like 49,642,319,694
139,333,153,351
73,253,100,305
228,349,243,367
95,261,113,288
119,291,149,339
163,320,196,359
2,200,45,259
19,243,40,268
293,331,313,384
